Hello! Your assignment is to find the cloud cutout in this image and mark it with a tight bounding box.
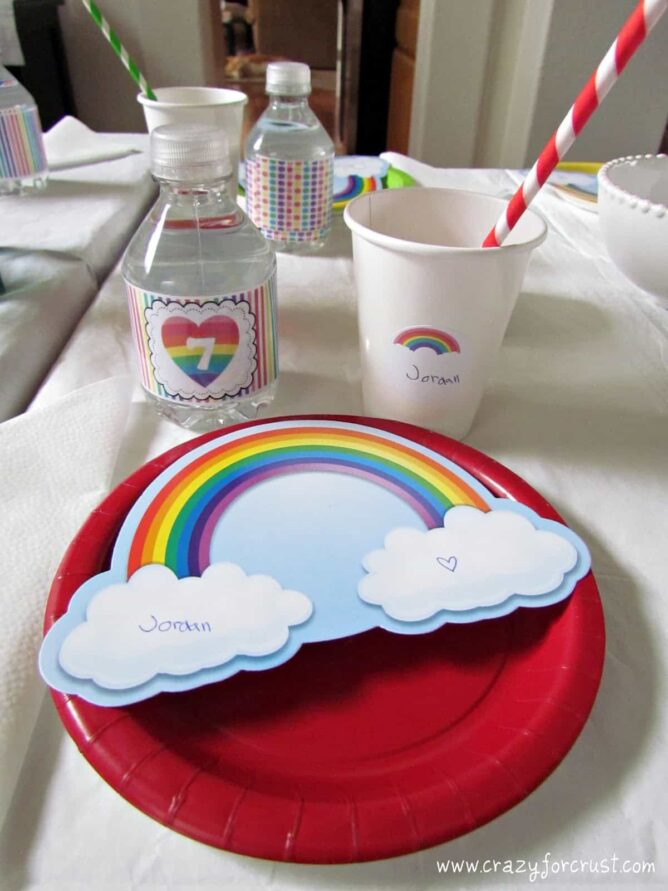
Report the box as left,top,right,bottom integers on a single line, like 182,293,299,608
57,563,312,690
358,505,580,622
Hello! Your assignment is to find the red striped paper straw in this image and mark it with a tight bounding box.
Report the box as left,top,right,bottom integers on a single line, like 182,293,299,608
483,0,668,248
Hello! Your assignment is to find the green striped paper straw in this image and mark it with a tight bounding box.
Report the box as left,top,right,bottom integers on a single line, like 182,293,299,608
80,0,157,100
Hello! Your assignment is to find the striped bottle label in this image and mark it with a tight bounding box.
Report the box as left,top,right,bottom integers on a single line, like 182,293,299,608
0,105,48,180
246,155,333,243
125,276,278,405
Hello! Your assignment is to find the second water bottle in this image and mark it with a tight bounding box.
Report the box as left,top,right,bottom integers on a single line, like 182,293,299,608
244,62,334,253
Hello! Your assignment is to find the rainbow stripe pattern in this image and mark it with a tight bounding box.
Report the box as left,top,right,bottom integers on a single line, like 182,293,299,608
0,105,48,181
394,327,460,355
161,315,239,386
125,423,489,579
245,156,333,243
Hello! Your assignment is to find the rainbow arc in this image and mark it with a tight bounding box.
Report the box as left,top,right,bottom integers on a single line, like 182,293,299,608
394,327,460,355
127,424,488,579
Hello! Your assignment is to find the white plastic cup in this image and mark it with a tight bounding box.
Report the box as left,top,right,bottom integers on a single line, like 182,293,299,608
138,87,247,196
344,187,547,439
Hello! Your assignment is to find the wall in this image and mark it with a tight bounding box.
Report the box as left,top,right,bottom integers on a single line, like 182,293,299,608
474,0,554,168
411,0,668,167
58,0,225,132
410,0,496,166
525,0,668,164
386,0,422,154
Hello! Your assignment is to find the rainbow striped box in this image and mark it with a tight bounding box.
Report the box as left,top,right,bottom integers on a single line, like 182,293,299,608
0,100,48,193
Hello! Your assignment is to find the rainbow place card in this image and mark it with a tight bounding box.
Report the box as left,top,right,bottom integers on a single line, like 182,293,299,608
39,419,590,706
332,156,415,211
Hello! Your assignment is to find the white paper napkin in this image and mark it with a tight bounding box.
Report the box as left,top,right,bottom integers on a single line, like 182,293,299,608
380,151,447,186
380,150,517,197
0,375,132,829
45,116,141,170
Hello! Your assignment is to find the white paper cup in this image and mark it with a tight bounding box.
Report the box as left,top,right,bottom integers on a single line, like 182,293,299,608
344,187,547,439
138,87,247,195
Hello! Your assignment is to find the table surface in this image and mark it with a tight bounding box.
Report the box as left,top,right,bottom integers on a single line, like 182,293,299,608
2,154,668,889
0,133,154,283
0,132,155,421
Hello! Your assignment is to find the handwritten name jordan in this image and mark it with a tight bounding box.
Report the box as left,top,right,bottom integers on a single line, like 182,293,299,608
138,615,213,633
406,364,460,386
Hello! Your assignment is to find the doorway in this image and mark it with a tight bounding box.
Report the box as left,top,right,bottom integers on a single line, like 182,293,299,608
217,0,400,155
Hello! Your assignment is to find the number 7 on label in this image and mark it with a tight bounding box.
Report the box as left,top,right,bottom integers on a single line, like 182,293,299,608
186,336,216,371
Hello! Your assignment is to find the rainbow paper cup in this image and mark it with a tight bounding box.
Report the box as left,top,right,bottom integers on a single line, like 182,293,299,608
344,188,547,439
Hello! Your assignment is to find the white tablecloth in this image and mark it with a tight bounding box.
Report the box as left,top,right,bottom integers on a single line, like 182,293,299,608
0,124,155,421
0,131,153,284
2,157,667,889
0,252,96,420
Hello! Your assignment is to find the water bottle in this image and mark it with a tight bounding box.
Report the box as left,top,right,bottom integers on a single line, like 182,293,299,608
0,63,48,196
122,124,278,431
245,61,334,252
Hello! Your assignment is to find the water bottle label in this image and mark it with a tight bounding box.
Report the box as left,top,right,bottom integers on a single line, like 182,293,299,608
0,105,48,179
125,276,278,405
246,155,332,242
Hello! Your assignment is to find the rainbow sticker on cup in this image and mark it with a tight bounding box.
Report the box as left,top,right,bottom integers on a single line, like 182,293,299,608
394,327,461,356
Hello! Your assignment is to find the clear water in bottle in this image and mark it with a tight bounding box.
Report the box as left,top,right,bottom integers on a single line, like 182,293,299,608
0,64,48,196
245,61,334,253
122,124,278,431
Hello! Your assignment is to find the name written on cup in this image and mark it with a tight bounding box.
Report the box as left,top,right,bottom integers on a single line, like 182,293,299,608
406,364,461,387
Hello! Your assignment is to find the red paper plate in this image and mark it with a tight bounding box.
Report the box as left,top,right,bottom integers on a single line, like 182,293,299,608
44,415,605,863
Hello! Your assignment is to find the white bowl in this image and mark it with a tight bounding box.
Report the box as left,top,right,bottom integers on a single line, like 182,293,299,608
598,154,668,304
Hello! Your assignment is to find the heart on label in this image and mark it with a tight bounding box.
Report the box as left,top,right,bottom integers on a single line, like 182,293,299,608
436,555,458,573
161,315,239,386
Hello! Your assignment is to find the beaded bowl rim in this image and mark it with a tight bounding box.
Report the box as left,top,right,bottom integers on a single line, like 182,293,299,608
598,153,668,219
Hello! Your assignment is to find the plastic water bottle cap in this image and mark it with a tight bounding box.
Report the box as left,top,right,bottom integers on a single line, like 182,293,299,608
266,62,311,96
150,124,232,183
